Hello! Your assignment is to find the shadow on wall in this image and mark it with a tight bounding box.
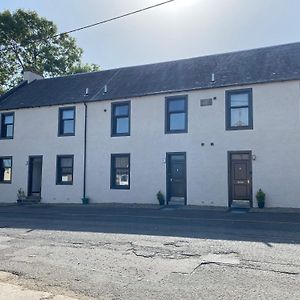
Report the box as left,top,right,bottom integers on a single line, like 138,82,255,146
0,204,299,245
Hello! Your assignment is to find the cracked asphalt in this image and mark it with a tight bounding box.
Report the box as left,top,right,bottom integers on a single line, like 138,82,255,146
0,205,299,299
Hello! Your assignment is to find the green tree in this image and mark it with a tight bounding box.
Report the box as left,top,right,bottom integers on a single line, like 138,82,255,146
0,9,100,94
69,63,100,74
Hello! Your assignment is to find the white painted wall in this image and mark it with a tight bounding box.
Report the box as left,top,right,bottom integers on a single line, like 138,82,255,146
0,105,85,204
1,80,300,208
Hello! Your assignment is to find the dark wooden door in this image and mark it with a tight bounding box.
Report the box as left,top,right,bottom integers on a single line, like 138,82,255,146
28,156,43,197
228,152,252,207
166,153,186,205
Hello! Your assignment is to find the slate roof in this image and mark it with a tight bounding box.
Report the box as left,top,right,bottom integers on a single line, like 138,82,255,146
1,42,300,110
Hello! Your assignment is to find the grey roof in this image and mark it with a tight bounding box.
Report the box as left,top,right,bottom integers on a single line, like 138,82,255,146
1,42,300,110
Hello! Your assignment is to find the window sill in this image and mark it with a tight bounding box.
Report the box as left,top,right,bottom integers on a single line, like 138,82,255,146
165,130,188,134
110,186,130,190
57,134,75,137
226,126,253,131
111,134,130,137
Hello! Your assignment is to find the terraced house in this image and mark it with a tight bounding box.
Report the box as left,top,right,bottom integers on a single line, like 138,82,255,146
1,42,300,208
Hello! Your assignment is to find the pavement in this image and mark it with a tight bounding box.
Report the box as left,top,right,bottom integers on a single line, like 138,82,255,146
0,276,77,300
0,204,299,299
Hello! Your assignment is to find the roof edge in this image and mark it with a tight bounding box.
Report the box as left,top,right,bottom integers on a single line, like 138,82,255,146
0,81,28,103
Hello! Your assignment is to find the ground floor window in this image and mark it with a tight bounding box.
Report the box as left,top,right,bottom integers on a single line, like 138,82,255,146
0,157,12,183
110,154,130,189
56,155,74,185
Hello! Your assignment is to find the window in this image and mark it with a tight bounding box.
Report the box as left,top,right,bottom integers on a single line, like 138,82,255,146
56,155,74,185
1,113,14,139
111,101,130,136
0,157,12,183
111,154,130,189
226,89,253,130
58,107,75,136
165,96,188,133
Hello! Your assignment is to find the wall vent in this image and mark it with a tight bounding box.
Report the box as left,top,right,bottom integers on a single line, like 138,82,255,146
200,98,213,106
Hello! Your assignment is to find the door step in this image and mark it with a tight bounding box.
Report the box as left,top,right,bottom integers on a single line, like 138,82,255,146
168,197,185,206
230,200,250,213
231,200,251,209
17,197,41,205
230,207,249,213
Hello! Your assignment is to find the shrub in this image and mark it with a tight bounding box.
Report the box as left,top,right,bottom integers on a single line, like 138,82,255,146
17,188,26,200
256,189,266,208
156,191,165,206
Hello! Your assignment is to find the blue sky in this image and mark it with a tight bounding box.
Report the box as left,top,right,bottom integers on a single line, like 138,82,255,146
1,0,300,70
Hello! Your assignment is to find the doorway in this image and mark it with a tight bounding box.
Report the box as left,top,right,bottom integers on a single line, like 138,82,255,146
28,156,43,198
228,151,252,207
166,152,187,205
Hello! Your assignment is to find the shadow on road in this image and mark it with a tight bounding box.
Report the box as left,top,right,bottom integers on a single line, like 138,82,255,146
0,204,299,244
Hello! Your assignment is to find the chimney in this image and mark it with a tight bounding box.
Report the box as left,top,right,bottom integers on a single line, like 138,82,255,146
23,69,43,83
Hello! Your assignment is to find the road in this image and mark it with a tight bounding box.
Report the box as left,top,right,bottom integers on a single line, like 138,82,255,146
0,204,299,299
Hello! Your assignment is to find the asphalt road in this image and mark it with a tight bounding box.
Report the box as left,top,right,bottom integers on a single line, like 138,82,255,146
0,204,299,299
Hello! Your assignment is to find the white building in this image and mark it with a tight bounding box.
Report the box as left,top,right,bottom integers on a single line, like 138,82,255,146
1,42,300,208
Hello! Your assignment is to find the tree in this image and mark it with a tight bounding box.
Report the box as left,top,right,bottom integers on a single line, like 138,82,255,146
0,9,100,94
69,63,100,74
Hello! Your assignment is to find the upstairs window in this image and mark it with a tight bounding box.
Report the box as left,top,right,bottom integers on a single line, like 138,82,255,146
0,157,12,183
111,101,130,136
111,154,130,189
58,107,75,136
226,89,253,130
56,155,74,185
165,96,188,133
1,113,14,139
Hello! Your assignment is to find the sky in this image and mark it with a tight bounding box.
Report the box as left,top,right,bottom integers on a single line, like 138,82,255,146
1,0,300,70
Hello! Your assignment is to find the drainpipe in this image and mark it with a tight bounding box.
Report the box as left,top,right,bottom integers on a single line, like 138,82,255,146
83,102,87,199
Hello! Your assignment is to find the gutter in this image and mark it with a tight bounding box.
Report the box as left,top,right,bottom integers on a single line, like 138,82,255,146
83,102,87,200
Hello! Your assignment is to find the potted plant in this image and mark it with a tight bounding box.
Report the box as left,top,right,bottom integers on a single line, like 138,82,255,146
156,191,165,206
256,189,266,208
17,188,26,204
81,197,89,205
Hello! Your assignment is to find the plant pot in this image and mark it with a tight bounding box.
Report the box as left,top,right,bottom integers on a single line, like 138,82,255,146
17,199,23,205
257,200,265,209
156,192,165,206
159,200,165,206
81,198,89,205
